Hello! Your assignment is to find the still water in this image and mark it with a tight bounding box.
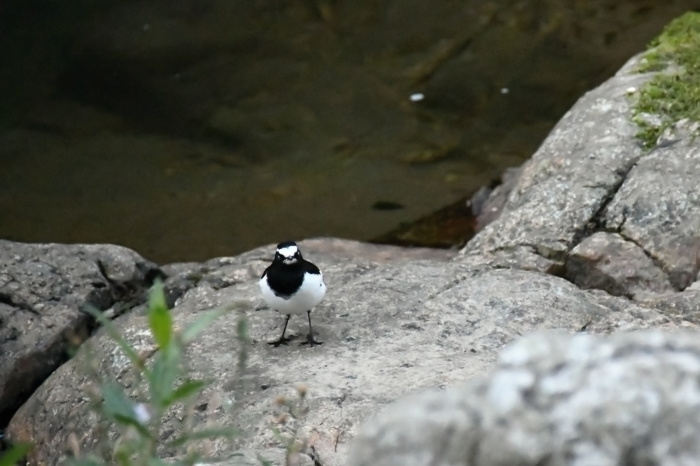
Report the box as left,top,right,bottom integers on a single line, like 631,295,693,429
1,0,698,263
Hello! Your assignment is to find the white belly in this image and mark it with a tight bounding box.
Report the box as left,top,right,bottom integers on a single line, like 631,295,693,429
260,272,326,315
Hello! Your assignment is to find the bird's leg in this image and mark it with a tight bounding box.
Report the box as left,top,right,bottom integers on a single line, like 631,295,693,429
301,310,323,346
269,314,292,347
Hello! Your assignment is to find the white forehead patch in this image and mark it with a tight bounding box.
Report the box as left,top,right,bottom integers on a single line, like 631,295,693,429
277,245,298,258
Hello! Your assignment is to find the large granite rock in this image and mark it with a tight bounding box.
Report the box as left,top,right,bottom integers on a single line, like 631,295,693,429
603,119,700,290
5,239,682,465
566,231,675,300
459,51,700,304
459,54,650,269
345,40,700,466
0,241,160,426
348,330,700,466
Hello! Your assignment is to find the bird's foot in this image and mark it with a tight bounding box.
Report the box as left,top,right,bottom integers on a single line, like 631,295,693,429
268,336,293,347
301,334,323,347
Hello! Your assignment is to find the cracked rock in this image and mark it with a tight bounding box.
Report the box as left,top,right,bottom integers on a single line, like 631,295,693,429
0,240,160,426
458,53,651,270
6,241,680,465
603,119,700,290
566,231,675,299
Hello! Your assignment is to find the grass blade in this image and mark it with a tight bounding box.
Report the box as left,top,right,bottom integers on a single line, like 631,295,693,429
181,308,228,344
163,379,206,406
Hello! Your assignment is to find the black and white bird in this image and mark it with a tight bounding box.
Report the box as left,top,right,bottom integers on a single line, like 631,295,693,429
259,241,326,346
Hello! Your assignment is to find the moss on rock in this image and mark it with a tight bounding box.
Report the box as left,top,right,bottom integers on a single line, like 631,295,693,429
633,12,700,148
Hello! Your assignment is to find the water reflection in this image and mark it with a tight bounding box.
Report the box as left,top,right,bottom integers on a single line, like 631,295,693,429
1,0,698,262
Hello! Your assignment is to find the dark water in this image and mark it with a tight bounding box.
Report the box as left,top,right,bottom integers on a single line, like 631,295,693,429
1,0,699,263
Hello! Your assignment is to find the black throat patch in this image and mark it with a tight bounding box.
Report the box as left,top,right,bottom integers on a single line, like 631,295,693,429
265,262,319,298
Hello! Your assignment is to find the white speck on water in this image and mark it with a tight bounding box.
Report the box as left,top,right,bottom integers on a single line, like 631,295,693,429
409,93,425,102
143,23,151,31
500,88,510,94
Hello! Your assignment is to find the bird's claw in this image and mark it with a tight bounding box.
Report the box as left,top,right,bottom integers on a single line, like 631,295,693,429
301,334,323,347
268,336,292,347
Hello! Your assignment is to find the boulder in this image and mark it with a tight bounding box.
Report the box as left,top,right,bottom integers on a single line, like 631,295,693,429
0,240,160,426
348,330,700,466
602,120,700,290
459,53,650,271
5,239,682,465
565,232,675,299
459,52,700,302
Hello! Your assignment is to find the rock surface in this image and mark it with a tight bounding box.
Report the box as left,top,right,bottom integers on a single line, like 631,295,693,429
603,119,700,290
459,52,700,303
348,330,700,466
346,45,700,466
5,239,683,465
459,53,650,270
566,231,675,299
0,240,160,426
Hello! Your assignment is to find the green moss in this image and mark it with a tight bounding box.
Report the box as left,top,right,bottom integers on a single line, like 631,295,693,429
633,12,700,148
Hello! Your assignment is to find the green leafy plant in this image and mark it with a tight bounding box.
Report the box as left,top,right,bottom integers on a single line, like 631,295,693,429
0,443,32,466
68,280,244,466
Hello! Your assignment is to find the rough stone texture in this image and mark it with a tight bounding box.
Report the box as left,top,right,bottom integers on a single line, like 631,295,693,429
459,52,700,305
566,231,675,299
348,330,700,466
473,167,522,232
344,45,700,466
459,54,652,269
642,288,700,325
0,240,160,426
5,239,682,465
603,120,700,290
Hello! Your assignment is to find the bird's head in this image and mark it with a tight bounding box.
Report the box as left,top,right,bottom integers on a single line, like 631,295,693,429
274,241,302,265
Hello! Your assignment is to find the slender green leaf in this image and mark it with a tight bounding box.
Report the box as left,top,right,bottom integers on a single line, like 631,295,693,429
114,449,132,466
168,427,240,447
113,414,151,438
236,316,250,371
83,306,144,372
148,280,172,349
147,343,181,408
0,443,32,466
163,379,206,406
181,308,228,344
101,383,150,437
236,317,249,343
102,382,136,420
